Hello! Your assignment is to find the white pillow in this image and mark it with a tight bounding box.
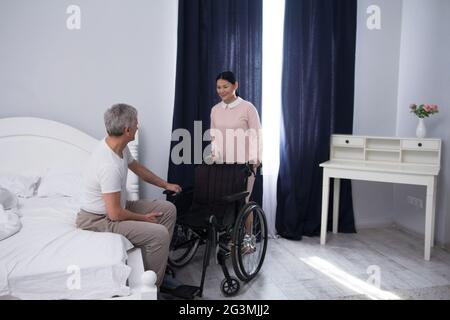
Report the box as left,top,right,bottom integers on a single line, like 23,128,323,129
0,188,18,210
0,205,22,241
37,170,81,198
0,173,40,198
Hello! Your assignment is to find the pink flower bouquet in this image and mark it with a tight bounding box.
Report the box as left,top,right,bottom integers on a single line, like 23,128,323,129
410,104,439,119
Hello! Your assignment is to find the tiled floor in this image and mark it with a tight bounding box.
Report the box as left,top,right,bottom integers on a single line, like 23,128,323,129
170,227,450,300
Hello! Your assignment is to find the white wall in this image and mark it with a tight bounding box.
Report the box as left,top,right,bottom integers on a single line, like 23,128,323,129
354,0,450,246
394,0,450,246
353,0,403,228
0,0,178,200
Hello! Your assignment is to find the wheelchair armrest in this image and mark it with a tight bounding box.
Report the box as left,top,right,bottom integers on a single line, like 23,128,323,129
220,191,249,203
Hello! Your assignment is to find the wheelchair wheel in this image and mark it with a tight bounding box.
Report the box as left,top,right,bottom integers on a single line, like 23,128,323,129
168,225,201,268
231,202,268,282
221,277,240,297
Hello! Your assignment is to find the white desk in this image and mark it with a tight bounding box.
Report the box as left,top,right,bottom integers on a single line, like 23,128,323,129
319,135,441,261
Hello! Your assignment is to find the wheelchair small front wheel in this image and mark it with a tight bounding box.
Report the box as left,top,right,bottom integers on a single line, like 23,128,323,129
231,202,268,282
220,277,240,297
169,225,201,268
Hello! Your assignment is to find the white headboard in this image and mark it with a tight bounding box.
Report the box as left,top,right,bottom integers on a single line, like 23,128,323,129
0,117,139,200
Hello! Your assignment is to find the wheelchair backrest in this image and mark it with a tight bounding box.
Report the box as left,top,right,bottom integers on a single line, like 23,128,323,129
190,164,250,227
193,163,249,204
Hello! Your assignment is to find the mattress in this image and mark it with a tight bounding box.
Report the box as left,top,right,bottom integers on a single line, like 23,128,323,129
0,197,133,299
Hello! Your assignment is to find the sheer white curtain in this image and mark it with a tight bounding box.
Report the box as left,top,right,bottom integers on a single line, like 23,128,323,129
262,0,285,238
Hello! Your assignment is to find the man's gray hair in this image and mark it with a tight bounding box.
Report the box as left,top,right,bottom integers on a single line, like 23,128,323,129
104,103,138,136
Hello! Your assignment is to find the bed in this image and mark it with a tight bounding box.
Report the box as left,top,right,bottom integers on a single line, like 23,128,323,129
0,117,157,300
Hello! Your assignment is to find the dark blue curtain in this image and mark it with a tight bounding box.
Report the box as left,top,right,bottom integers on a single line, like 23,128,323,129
168,0,263,204
276,0,357,239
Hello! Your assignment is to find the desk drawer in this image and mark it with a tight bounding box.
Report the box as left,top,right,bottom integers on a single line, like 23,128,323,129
332,136,364,147
402,139,440,150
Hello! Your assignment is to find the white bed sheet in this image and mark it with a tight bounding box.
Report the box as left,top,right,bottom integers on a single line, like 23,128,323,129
0,197,134,299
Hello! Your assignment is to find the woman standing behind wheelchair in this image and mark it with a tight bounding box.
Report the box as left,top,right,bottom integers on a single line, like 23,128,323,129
210,71,262,202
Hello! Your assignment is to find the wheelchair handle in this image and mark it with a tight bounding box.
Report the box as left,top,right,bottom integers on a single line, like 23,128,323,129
246,162,262,177
163,186,194,196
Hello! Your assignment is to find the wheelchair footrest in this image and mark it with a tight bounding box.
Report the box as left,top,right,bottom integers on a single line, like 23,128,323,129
160,285,200,300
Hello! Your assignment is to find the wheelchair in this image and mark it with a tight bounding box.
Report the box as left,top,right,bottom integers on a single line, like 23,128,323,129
165,163,268,298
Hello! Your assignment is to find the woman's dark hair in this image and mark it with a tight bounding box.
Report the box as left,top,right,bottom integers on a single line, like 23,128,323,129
216,71,239,97
216,71,236,84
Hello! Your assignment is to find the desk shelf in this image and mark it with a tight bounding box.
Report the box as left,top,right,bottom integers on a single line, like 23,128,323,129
366,149,401,162
330,135,441,167
402,150,440,165
366,138,400,150
333,146,364,161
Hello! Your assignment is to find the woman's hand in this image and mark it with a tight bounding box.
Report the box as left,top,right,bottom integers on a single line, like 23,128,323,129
252,161,261,171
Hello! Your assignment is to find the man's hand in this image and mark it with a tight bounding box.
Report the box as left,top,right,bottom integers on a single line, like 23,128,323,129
165,183,182,194
143,212,163,223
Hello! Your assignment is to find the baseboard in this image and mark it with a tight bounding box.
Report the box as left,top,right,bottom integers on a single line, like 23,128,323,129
392,224,450,250
355,223,450,251
355,222,395,230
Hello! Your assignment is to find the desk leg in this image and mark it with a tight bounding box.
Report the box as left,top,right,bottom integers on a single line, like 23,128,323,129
333,178,341,234
424,177,436,261
320,171,330,245
431,178,437,248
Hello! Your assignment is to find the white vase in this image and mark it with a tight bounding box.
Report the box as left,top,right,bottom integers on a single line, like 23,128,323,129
416,118,426,139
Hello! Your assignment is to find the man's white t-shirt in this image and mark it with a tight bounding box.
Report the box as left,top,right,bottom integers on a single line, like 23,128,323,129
81,138,135,215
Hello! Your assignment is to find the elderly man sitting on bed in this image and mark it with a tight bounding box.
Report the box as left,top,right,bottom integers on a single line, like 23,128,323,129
76,103,180,289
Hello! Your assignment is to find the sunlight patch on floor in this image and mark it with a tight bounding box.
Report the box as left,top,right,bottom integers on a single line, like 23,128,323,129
300,256,402,300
